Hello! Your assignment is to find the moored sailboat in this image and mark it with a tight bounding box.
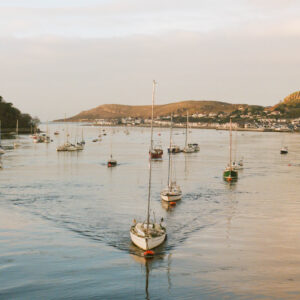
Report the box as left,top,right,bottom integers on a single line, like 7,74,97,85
107,129,117,167
183,111,200,153
149,81,163,159
223,118,238,181
130,80,166,251
161,115,182,202
280,146,288,154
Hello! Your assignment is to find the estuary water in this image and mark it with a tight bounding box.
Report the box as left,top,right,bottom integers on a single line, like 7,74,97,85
1,124,300,299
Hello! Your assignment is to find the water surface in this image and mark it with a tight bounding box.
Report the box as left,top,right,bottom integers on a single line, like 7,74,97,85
0,124,300,299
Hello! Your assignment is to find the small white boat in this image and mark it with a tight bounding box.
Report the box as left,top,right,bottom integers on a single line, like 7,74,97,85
130,222,166,250
161,114,182,202
183,112,199,153
183,145,194,153
161,184,182,201
280,147,288,154
57,142,77,152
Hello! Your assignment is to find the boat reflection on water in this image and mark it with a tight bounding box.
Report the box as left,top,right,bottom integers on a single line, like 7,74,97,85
130,245,171,300
161,199,181,212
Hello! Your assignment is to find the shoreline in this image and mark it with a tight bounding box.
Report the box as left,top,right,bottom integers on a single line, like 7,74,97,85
52,122,296,133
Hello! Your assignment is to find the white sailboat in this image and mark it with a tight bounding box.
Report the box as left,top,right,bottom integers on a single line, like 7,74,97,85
130,80,166,251
43,122,51,143
0,121,5,155
13,120,20,148
149,81,163,159
232,127,243,170
57,118,76,151
161,115,182,202
183,111,199,153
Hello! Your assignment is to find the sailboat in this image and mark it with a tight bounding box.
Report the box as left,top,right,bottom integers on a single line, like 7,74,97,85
130,80,166,251
107,129,117,167
223,118,238,181
161,115,182,202
183,111,200,153
0,121,5,155
280,147,288,154
43,122,51,143
13,120,20,148
149,81,163,159
232,127,243,170
56,116,77,151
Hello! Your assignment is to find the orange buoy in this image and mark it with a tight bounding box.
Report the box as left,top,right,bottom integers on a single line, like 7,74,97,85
170,202,176,206
144,250,155,257
227,177,232,182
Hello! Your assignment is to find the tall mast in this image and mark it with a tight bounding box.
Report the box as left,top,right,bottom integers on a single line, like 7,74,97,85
229,117,232,168
147,80,156,230
16,120,19,137
185,111,188,147
168,115,173,189
150,80,156,152
0,120,2,145
64,114,68,144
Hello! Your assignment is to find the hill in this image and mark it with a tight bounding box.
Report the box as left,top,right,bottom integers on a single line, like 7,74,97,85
0,96,39,132
63,100,253,121
273,91,300,118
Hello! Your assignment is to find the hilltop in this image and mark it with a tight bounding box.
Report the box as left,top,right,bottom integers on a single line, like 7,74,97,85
63,100,252,121
272,91,300,118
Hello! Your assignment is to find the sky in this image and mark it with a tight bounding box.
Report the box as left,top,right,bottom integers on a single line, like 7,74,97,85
0,0,299,120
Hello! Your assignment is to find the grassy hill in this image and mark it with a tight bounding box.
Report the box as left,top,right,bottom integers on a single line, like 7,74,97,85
273,91,300,118
63,100,252,121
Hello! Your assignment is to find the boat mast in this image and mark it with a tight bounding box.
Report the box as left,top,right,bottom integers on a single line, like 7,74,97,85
168,115,173,189
147,80,156,231
229,117,232,169
150,80,156,152
16,119,19,139
185,111,188,148
0,120,2,146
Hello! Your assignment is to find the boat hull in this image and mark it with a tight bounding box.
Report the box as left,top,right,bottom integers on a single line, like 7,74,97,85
223,169,238,181
160,192,182,202
130,230,166,250
150,149,163,159
107,160,117,167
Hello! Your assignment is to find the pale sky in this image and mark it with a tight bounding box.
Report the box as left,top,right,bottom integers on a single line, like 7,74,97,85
0,0,299,120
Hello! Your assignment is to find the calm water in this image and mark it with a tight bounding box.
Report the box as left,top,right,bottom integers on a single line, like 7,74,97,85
1,124,300,299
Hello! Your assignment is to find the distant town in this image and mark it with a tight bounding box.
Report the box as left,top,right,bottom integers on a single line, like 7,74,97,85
79,106,300,132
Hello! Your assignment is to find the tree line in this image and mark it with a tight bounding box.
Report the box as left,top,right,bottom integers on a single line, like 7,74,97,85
0,96,39,132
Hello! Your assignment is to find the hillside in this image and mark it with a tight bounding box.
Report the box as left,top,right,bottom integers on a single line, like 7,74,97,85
0,96,39,132
273,91,300,117
63,100,252,121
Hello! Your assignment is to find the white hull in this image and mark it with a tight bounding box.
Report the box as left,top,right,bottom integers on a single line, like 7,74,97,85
160,192,182,202
130,230,166,250
183,147,194,153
